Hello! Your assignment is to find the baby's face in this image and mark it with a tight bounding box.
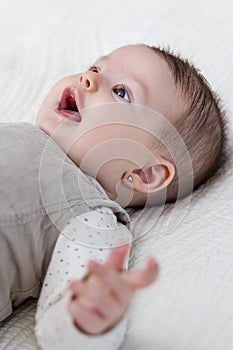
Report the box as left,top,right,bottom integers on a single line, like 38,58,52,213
35,44,180,203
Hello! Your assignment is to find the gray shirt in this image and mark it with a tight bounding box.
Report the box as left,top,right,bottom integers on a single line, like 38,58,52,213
0,122,129,322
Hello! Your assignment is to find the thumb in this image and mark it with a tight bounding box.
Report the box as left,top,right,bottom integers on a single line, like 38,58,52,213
122,257,159,290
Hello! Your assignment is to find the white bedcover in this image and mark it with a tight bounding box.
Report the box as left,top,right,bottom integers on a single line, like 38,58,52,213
0,0,233,349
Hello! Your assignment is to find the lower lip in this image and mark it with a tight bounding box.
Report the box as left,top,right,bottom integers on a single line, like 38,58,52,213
54,108,82,122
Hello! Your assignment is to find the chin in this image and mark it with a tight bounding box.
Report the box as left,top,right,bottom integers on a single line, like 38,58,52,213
35,116,52,137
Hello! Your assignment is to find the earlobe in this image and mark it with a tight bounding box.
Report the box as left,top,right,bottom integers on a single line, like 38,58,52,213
122,156,175,194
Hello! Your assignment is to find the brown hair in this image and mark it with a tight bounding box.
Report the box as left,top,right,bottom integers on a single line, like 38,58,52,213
147,45,227,202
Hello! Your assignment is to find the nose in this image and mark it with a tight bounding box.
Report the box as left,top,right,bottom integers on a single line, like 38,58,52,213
78,71,98,92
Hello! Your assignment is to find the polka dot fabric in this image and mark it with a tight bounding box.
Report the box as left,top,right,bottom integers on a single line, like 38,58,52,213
35,207,132,350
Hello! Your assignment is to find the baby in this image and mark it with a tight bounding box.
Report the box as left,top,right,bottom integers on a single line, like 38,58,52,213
0,44,225,350
36,44,225,206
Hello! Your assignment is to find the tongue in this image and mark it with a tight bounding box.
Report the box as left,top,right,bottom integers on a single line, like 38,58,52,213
62,109,82,121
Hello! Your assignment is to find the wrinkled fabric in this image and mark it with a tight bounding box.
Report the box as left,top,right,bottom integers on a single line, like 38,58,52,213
0,122,129,321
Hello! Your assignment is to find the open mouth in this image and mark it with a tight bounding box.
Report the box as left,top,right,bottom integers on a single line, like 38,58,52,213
55,87,82,122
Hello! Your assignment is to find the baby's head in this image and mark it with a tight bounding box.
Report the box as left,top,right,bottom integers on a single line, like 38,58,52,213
35,44,225,208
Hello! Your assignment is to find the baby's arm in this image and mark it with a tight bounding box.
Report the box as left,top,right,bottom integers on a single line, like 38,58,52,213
35,207,158,350
68,244,158,335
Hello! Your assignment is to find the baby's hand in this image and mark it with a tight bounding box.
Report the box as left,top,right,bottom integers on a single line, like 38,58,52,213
67,244,159,335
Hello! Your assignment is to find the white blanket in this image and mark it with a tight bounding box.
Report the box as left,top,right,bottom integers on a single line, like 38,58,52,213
0,0,233,349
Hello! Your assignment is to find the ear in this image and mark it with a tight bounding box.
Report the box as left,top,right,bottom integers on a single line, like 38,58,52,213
122,156,175,194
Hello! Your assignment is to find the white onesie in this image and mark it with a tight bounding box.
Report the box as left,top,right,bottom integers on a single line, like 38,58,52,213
35,207,132,350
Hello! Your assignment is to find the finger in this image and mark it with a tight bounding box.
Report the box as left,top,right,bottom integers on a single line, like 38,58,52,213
85,289,119,321
68,279,85,296
78,282,122,320
106,243,131,271
68,299,107,335
87,260,133,303
121,257,159,290
68,244,129,294
68,272,92,294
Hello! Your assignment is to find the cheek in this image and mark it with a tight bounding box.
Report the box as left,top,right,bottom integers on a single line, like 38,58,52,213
65,123,149,173
42,82,63,109
70,127,111,153
35,76,77,129
40,75,76,110
36,84,60,123
96,160,121,193
67,131,100,168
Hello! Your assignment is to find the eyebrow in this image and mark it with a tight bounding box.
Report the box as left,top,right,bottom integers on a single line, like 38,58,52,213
128,73,148,104
96,55,148,103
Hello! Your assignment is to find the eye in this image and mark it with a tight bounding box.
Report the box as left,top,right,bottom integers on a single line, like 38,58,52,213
113,85,130,102
88,66,99,73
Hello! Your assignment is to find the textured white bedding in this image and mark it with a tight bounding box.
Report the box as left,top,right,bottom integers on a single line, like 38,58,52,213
0,0,233,349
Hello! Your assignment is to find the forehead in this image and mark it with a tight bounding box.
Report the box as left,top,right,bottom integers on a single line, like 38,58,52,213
97,45,181,121
108,44,154,60
99,45,163,72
